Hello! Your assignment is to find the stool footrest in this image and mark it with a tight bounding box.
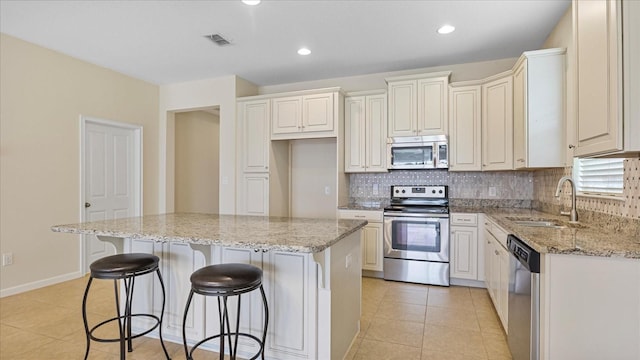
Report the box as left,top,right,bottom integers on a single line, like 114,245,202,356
89,313,161,343
188,332,265,360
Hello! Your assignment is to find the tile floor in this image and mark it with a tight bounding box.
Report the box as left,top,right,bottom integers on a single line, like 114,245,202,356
0,276,512,359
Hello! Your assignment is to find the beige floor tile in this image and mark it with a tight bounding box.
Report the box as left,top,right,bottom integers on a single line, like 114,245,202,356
386,280,430,292
427,291,475,309
375,300,426,323
471,288,495,312
422,349,489,360
475,309,505,335
344,334,363,360
428,285,470,296
482,331,512,360
382,288,428,306
0,296,52,320
422,324,488,359
365,317,424,347
0,324,57,358
425,306,480,331
355,338,421,360
362,297,382,317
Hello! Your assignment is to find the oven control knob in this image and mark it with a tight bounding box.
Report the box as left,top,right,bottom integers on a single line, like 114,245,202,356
439,190,443,194
395,189,399,193
432,190,436,194
401,190,406,193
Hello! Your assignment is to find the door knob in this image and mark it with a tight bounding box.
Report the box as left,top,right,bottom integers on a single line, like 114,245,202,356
85,202,91,208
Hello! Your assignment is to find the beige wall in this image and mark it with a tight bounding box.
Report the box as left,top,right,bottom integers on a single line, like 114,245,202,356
258,57,518,94
0,34,160,294
159,76,258,215
175,110,220,214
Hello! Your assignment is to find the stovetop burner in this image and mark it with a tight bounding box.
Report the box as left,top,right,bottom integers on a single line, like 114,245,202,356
384,185,449,214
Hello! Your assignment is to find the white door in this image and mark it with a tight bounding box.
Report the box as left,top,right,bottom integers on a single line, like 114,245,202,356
84,120,140,269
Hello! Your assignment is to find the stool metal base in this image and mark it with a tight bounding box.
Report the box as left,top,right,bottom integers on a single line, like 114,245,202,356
82,268,171,360
183,285,268,360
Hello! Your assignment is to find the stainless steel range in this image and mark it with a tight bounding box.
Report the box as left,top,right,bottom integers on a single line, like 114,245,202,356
383,185,450,286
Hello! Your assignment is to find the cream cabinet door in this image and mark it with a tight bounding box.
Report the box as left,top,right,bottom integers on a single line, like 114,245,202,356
450,226,478,280
497,243,510,331
302,93,334,133
388,80,417,136
365,94,387,172
344,96,366,172
241,100,270,172
272,96,302,136
574,0,622,156
362,222,383,272
482,75,513,171
449,85,482,171
242,174,269,216
264,251,314,359
417,77,448,135
513,61,527,169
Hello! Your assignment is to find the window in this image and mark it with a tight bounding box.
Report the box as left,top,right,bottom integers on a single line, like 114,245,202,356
572,158,624,196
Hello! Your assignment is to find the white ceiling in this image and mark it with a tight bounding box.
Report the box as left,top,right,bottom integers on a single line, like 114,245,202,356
0,0,570,86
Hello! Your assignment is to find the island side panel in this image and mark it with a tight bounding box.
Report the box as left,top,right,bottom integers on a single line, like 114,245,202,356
322,230,362,360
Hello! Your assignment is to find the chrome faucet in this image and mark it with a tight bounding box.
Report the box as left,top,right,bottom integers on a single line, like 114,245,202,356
555,176,579,223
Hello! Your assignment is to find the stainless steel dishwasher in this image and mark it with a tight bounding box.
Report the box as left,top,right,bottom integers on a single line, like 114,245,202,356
507,234,541,360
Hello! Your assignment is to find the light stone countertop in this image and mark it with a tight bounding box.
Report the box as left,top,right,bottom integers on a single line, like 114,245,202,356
451,207,640,259
51,213,368,253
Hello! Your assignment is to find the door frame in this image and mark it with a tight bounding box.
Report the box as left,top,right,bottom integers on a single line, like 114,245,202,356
79,115,143,273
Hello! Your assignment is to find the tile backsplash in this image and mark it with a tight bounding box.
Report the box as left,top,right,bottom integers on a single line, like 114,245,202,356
533,158,640,219
349,170,533,205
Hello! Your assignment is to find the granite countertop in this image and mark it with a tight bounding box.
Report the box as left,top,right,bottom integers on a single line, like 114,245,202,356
452,207,640,259
51,213,368,253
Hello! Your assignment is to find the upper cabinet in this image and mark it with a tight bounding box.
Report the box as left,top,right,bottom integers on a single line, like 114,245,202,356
449,82,482,171
573,0,640,157
482,72,514,171
386,72,451,137
238,99,271,172
513,48,566,169
271,89,341,140
345,91,387,173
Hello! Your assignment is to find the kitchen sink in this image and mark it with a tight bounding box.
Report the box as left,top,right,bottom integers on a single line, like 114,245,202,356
511,220,566,228
506,217,587,229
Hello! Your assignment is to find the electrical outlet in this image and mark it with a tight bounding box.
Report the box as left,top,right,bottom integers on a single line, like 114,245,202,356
324,186,330,195
489,187,497,197
2,253,13,266
345,253,352,268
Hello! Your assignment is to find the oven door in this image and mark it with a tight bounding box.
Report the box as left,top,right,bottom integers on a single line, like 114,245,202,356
383,213,449,262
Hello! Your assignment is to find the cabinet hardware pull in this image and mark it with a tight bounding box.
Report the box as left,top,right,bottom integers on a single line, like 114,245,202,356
495,250,499,256
254,249,260,252
262,249,268,253
85,202,91,208
568,144,575,149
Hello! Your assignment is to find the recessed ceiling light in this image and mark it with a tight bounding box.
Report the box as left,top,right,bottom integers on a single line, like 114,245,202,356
437,25,456,34
297,48,311,56
242,0,261,5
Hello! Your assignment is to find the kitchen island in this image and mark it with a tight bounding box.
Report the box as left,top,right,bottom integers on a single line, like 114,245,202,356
52,213,367,360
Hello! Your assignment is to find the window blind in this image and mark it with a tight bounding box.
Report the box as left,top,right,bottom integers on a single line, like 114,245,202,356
573,158,624,195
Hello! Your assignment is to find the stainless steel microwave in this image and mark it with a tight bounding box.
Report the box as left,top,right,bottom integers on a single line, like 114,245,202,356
387,135,448,170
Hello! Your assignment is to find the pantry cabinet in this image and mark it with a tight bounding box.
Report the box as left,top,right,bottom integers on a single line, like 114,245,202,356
386,72,451,137
338,209,384,272
482,72,513,171
271,89,340,140
513,48,566,169
448,83,482,171
344,91,387,173
573,0,640,157
240,173,269,216
238,99,270,172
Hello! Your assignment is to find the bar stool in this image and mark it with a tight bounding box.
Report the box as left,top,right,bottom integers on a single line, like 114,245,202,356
182,263,268,360
82,253,171,360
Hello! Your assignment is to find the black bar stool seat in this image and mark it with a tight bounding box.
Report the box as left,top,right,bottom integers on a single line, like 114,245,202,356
82,253,171,360
183,263,268,360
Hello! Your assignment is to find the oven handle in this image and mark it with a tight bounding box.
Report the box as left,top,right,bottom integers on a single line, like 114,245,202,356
383,212,450,219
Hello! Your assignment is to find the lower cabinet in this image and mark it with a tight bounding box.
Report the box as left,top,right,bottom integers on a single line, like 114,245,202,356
483,218,509,331
450,213,482,281
239,173,269,216
338,209,383,272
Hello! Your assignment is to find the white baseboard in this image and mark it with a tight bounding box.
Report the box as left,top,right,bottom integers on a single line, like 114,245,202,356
450,277,486,288
0,270,85,298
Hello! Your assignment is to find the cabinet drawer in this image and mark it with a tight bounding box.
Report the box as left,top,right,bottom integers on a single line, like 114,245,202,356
451,213,478,226
485,218,508,249
338,209,383,222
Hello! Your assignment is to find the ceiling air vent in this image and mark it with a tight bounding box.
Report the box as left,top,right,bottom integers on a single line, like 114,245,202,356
206,34,231,46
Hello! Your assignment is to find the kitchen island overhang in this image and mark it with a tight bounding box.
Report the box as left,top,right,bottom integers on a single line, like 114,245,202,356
52,213,367,360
